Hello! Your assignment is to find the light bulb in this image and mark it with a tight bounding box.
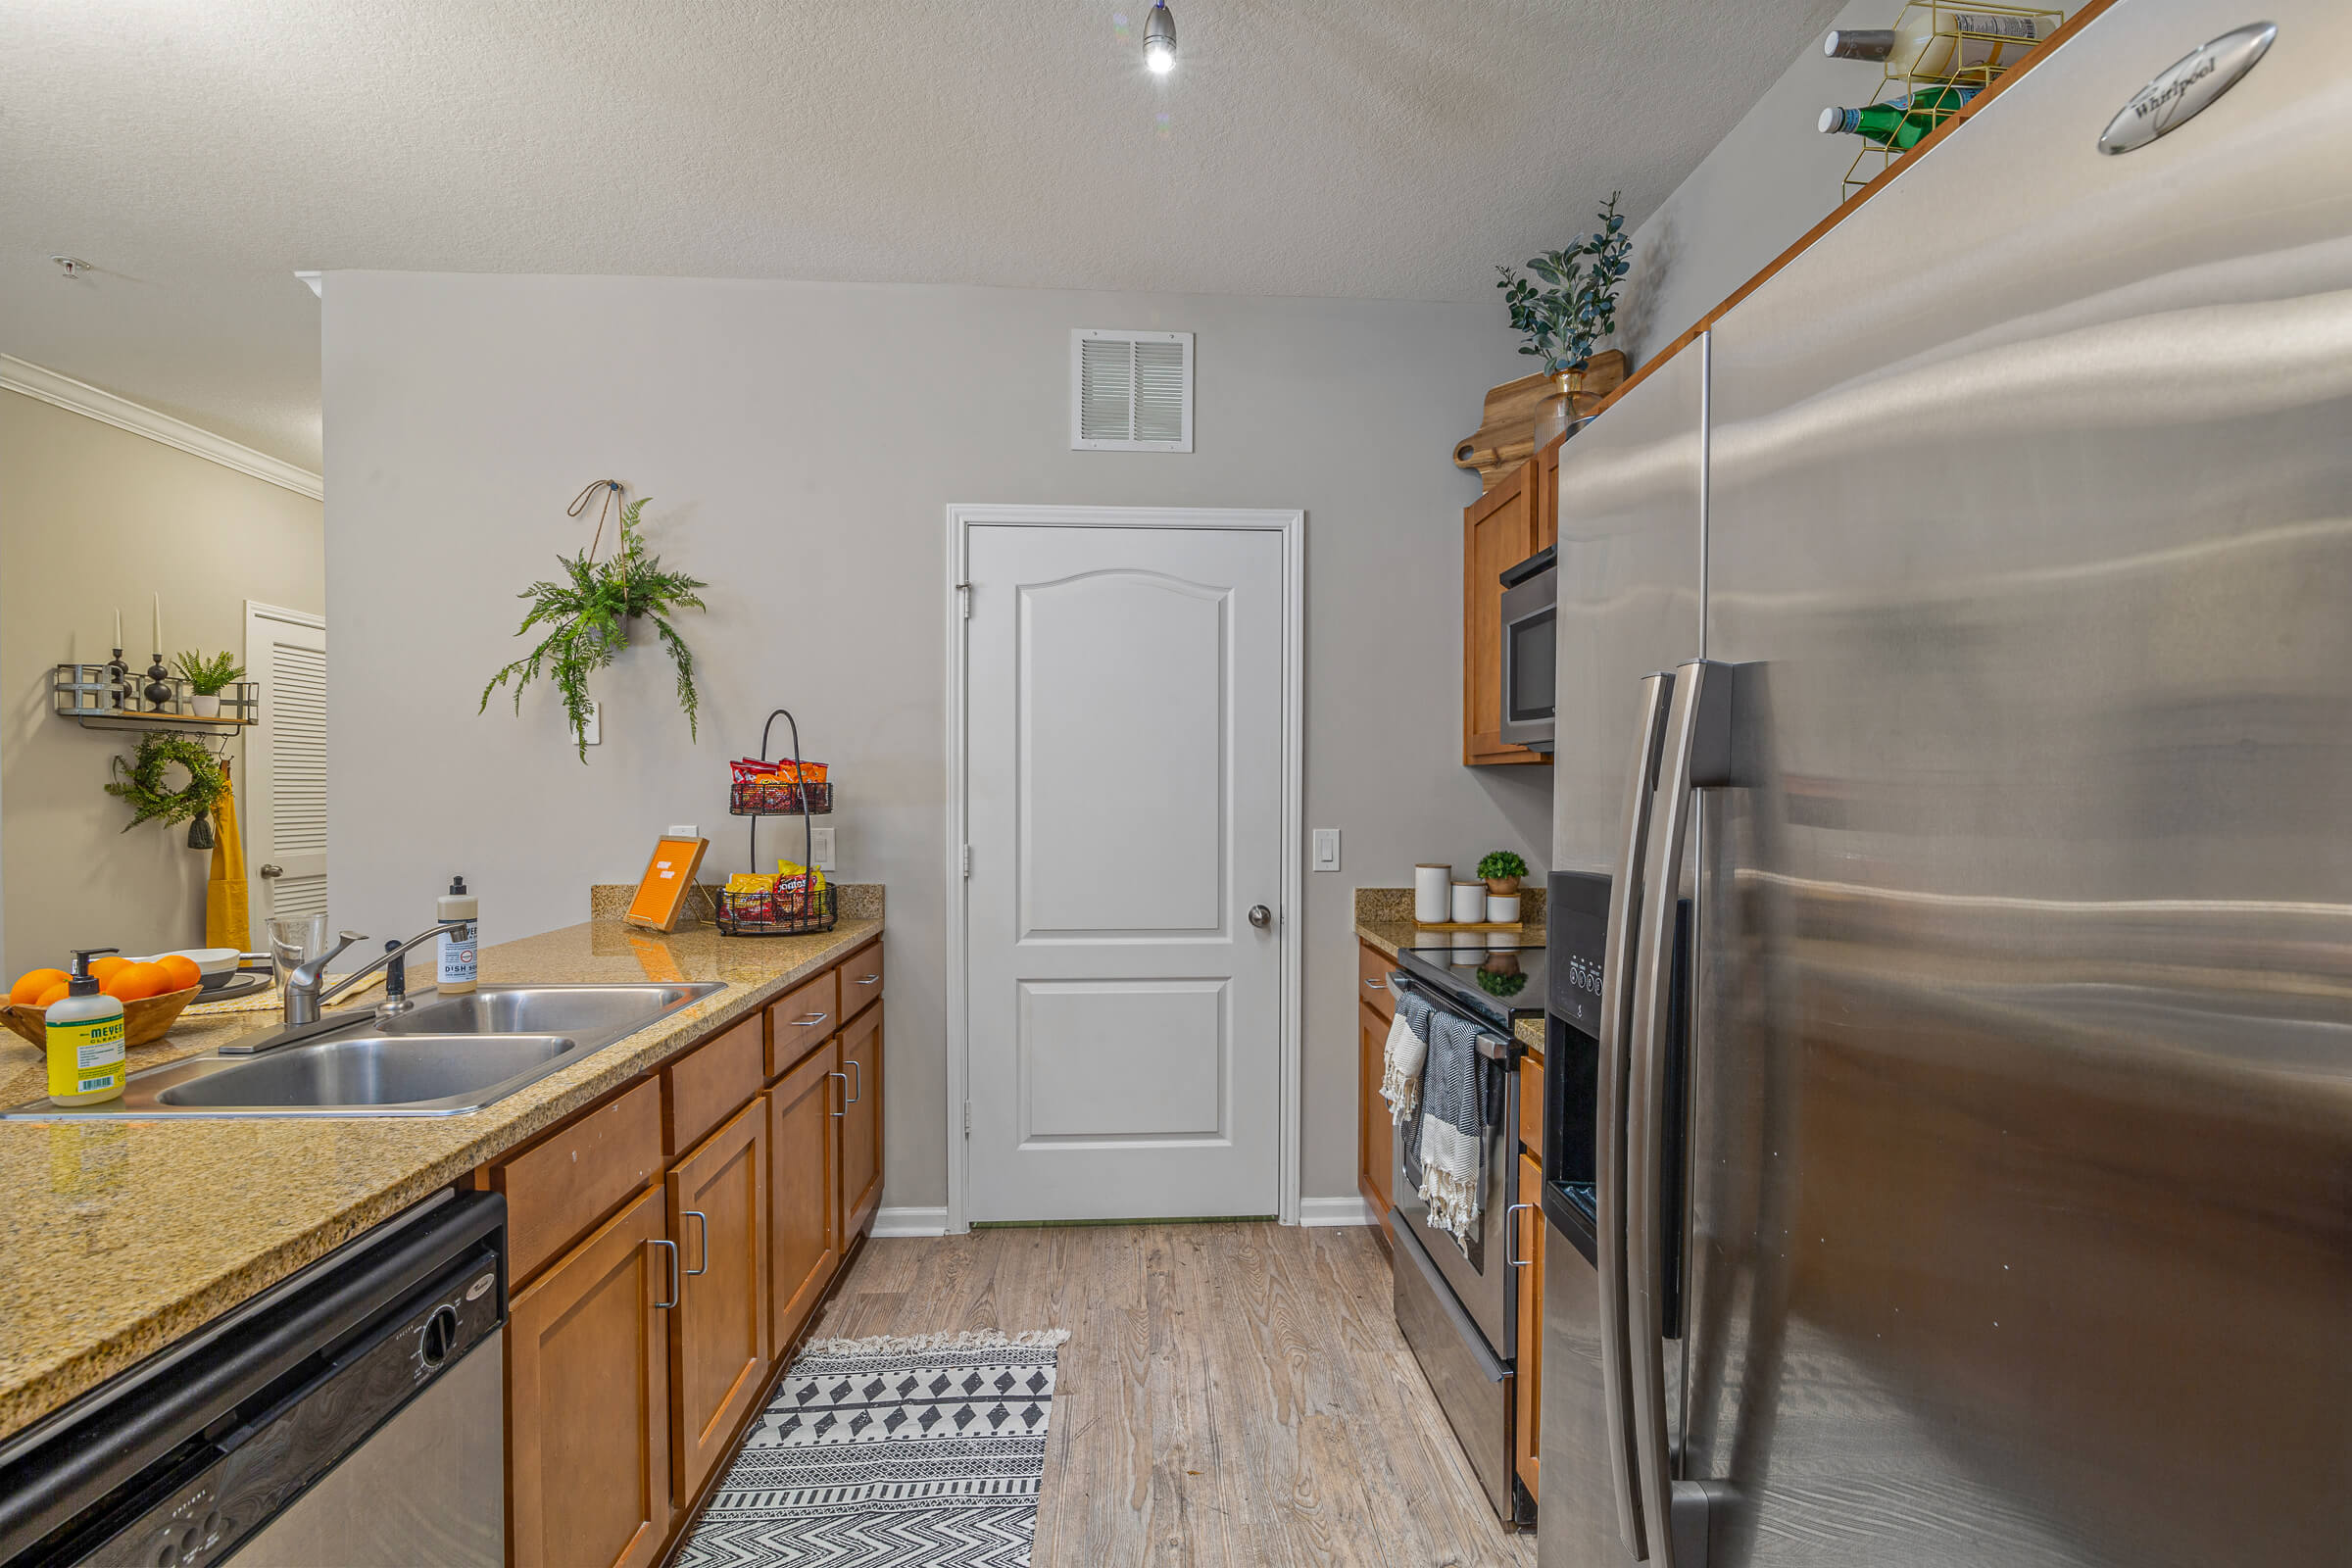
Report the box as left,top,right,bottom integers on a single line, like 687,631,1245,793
1144,2,1176,74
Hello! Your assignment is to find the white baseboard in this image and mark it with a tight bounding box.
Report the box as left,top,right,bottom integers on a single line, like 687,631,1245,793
870,1205,951,1238
1298,1195,1377,1228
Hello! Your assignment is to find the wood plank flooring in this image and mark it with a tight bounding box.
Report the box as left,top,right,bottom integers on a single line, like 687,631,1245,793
807,1221,1537,1568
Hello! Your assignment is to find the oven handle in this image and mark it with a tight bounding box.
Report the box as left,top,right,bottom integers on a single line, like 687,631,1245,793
1386,975,1518,1059
1596,668,1677,1561
1627,658,1733,1568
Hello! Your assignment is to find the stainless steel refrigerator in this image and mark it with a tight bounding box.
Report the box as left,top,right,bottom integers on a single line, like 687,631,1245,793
1541,2,2352,1563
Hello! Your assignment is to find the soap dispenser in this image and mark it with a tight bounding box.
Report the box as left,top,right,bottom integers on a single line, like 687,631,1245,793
47,948,127,1106
436,875,479,995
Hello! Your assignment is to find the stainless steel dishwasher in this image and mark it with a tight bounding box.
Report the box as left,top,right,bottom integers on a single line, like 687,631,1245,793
0,1189,506,1568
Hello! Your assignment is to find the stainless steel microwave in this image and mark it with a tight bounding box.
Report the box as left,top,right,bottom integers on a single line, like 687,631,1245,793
1498,545,1555,752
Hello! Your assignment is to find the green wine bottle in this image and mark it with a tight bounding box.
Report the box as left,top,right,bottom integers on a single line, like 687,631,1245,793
1817,85,1980,150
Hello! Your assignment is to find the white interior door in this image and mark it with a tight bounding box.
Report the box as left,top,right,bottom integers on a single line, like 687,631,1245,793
962,520,1290,1222
244,603,328,928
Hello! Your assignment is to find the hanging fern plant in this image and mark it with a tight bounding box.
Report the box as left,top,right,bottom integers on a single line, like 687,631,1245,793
107,734,227,838
479,483,708,762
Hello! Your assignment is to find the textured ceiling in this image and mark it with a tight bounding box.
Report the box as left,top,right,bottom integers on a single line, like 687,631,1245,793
1,0,1843,470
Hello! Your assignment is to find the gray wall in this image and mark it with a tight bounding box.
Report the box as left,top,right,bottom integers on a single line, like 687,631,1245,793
0,390,324,976
321,271,1550,1211
1615,0,1887,367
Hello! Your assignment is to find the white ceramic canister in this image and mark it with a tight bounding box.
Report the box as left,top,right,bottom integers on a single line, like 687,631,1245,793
1486,892,1522,924
1414,864,1452,924
1450,881,1486,924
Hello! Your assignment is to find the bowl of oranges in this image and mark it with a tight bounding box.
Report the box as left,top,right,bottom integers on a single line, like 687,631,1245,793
3,954,205,1051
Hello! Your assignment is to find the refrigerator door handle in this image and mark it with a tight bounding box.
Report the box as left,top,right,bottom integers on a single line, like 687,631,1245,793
1596,667,1678,1560
1627,658,1735,1568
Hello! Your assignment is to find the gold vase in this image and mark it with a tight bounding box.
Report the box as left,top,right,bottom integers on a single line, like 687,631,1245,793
1529,368,1589,449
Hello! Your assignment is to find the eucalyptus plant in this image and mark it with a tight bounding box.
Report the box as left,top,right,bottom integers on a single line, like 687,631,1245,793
479,495,707,761
1494,191,1633,374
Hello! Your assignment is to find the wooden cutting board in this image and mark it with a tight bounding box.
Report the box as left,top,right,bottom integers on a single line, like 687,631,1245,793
1451,351,1629,492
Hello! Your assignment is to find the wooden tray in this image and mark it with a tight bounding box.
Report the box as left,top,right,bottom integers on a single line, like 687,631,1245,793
3,985,199,1050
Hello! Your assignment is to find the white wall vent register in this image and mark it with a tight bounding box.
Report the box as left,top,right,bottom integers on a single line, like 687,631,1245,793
1071,329,1194,452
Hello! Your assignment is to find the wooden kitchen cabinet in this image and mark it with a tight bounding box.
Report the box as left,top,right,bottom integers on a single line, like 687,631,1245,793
1462,448,1558,765
666,1099,771,1508
1514,1150,1544,1495
838,1002,885,1241
1358,999,1395,1240
768,1037,843,1352
508,1182,674,1568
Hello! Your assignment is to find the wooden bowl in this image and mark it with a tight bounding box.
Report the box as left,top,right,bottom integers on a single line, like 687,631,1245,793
1,985,200,1050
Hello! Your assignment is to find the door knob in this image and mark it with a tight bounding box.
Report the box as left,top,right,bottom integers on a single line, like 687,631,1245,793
259,863,283,878
1249,905,1272,929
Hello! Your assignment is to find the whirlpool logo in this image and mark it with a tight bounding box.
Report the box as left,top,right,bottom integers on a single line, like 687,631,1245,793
2099,22,2276,155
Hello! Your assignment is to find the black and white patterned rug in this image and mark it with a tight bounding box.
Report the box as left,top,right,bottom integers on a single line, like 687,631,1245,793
676,1328,1069,1568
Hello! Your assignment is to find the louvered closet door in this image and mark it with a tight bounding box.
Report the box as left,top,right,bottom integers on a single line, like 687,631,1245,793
244,603,328,925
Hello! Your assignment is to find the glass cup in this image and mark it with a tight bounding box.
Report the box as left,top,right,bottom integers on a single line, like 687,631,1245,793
267,913,329,985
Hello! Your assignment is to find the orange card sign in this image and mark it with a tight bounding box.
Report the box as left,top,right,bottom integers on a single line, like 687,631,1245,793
625,836,710,932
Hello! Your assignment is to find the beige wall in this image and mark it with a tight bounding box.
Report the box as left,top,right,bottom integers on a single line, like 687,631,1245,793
321,271,1552,1214
0,390,324,976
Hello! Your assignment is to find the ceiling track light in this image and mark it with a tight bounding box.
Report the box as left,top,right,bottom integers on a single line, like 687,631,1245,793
1145,1,1176,75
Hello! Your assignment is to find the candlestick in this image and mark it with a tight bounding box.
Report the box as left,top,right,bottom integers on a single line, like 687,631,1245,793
151,594,161,658
113,608,122,649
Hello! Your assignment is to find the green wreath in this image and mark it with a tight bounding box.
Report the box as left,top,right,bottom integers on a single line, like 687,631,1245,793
106,734,227,832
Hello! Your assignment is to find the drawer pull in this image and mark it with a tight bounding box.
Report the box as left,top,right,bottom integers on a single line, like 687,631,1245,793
856,973,881,986
1364,977,1385,991
791,1011,829,1028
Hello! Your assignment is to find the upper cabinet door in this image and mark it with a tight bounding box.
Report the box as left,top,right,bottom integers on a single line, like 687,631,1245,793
1464,460,1546,765
1548,341,1704,873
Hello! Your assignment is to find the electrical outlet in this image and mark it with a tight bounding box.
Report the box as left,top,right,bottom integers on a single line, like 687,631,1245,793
582,699,601,746
809,824,837,870
666,824,699,839
1312,828,1341,872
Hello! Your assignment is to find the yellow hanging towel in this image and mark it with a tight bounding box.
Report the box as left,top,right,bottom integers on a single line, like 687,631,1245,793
206,760,251,951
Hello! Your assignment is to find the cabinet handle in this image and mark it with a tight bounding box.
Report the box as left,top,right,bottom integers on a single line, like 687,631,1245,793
846,1058,861,1104
683,1210,709,1276
1505,1201,1536,1267
1363,977,1385,991
793,1011,829,1028
650,1238,680,1309
856,973,881,987
827,1070,848,1117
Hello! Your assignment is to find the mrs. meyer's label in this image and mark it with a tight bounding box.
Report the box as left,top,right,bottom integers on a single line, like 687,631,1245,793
437,920,479,986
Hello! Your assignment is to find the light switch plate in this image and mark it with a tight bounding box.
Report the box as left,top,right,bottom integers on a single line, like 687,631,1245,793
1312,828,1341,872
582,699,601,746
666,824,698,839
809,824,837,871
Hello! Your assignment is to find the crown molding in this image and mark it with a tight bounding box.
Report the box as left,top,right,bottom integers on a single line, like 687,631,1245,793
0,355,322,501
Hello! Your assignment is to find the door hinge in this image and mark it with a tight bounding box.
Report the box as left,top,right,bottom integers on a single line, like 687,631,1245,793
956,583,972,619
962,1102,972,1137
960,844,972,878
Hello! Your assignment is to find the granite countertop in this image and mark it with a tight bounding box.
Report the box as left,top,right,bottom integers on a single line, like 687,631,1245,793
0,914,881,1445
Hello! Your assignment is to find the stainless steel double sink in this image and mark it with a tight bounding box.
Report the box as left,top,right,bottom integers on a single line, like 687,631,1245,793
4,983,726,1119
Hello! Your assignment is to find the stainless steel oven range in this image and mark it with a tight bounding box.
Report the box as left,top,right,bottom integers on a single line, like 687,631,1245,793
1387,934,1546,1526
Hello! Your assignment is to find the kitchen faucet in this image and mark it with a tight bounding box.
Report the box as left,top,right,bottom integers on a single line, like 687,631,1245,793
282,923,461,1027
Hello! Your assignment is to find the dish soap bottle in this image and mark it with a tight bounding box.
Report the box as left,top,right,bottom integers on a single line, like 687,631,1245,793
436,876,479,995
48,948,127,1107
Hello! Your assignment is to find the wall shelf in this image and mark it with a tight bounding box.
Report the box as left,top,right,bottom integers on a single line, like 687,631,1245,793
52,663,259,735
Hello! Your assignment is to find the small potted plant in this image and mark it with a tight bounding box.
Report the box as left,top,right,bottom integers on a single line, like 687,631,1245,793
172,650,245,717
1477,850,1528,925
